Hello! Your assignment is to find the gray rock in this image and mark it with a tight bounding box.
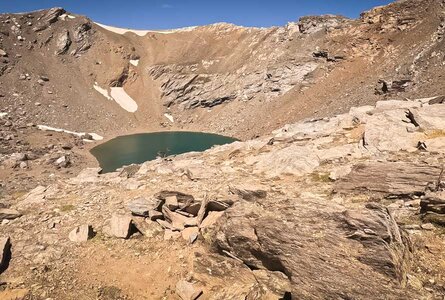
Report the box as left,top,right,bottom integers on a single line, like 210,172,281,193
0,49,7,57
55,155,70,168
69,225,94,242
127,197,161,217
55,30,71,55
175,280,203,300
33,7,65,32
149,61,317,109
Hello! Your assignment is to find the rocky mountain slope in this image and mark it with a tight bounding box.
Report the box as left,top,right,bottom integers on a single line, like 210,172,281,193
1,97,445,299
1,0,445,140
1,0,445,299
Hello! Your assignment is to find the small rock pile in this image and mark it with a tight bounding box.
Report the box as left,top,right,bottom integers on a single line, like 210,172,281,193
124,191,234,243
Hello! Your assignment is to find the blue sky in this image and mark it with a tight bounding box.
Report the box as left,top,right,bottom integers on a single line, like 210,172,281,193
0,0,394,29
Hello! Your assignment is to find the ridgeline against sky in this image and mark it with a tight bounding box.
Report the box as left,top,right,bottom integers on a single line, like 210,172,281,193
0,0,394,29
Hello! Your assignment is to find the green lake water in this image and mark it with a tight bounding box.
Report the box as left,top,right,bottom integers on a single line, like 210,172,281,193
90,131,237,173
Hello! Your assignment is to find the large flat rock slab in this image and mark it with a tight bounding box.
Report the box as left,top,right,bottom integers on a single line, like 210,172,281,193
209,198,414,299
335,162,442,196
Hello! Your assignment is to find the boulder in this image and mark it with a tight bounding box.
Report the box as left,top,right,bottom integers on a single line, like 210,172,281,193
132,218,163,238
0,208,22,220
210,199,413,298
200,211,225,229
55,30,72,55
341,203,412,283
0,49,7,57
175,280,203,300
127,197,161,217
207,200,230,211
181,227,199,244
0,237,11,274
336,162,441,196
108,215,133,239
55,155,70,168
68,225,94,242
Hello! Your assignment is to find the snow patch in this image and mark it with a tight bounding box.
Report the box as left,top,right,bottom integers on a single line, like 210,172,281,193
164,113,174,123
94,83,138,113
93,83,113,101
37,125,103,141
95,22,197,36
110,87,138,113
130,59,139,67
59,14,75,21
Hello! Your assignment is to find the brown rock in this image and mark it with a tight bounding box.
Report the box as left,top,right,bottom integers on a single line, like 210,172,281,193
108,215,133,239
182,203,202,216
336,162,441,196
175,280,203,300
211,200,413,298
229,184,267,200
181,227,199,244
0,208,22,220
149,209,163,221
155,191,195,209
132,217,163,238
163,206,197,230
165,195,179,211
68,225,94,242
200,211,225,229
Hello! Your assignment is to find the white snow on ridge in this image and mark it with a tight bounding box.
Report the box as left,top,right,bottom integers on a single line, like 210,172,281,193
110,87,138,113
95,22,197,36
37,125,103,141
130,59,139,67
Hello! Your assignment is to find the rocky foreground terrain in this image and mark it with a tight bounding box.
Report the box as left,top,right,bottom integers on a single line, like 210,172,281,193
1,0,445,299
1,97,445,299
